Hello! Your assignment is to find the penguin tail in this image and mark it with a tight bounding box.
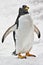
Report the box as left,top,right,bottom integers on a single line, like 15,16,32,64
34,25,41,38
2,24,17,43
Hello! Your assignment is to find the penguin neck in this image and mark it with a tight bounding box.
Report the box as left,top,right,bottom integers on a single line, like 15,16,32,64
17,12,29,20
23,11,29,15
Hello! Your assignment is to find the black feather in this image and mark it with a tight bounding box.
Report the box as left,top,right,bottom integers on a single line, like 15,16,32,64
38,32,41,38
2,36,4,43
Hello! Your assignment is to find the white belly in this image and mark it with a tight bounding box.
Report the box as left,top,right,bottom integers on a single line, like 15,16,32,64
15,14,34,54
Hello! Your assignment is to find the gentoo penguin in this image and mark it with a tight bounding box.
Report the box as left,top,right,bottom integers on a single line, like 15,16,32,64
2,5,41,59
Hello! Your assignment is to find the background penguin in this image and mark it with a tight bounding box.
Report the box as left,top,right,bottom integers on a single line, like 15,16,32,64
2,5,41,59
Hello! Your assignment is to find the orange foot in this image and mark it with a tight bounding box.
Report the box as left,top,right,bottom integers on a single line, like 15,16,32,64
26,52,36,57
18,53,26,59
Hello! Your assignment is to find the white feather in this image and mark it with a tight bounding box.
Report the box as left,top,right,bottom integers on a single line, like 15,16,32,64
15,14,34,54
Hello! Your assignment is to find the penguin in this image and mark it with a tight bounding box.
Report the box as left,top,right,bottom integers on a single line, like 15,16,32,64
2,5,41,59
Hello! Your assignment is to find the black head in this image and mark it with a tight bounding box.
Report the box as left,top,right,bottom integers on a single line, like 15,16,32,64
17,5,29,19
18,5,29,16
22,5,29,12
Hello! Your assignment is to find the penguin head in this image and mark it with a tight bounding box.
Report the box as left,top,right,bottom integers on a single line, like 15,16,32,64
22,5,29,12
17,5,29,17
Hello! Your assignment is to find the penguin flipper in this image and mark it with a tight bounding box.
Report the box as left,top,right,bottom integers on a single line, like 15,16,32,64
34,25,41,38
38,31,41,38
2,24,17,43
2,35,4,43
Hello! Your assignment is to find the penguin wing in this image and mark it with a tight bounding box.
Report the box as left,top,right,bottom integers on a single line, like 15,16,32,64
34,25,41,38
2,24,17,43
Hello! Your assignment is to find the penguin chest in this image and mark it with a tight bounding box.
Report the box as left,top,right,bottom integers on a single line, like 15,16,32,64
15,14,34,54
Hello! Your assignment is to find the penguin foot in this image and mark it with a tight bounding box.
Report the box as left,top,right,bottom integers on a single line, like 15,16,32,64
18,53,26,59
26,52,36,57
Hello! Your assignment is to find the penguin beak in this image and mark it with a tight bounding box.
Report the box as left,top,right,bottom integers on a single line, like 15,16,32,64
25,6,29,11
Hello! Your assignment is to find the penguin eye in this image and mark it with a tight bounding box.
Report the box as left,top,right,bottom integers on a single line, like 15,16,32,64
22,5,29,11
22,5,27,8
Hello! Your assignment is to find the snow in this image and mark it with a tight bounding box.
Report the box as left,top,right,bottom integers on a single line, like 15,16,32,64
0,0,43,65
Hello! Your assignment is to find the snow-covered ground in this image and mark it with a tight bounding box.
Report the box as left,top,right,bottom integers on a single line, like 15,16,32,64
0,0,43,65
